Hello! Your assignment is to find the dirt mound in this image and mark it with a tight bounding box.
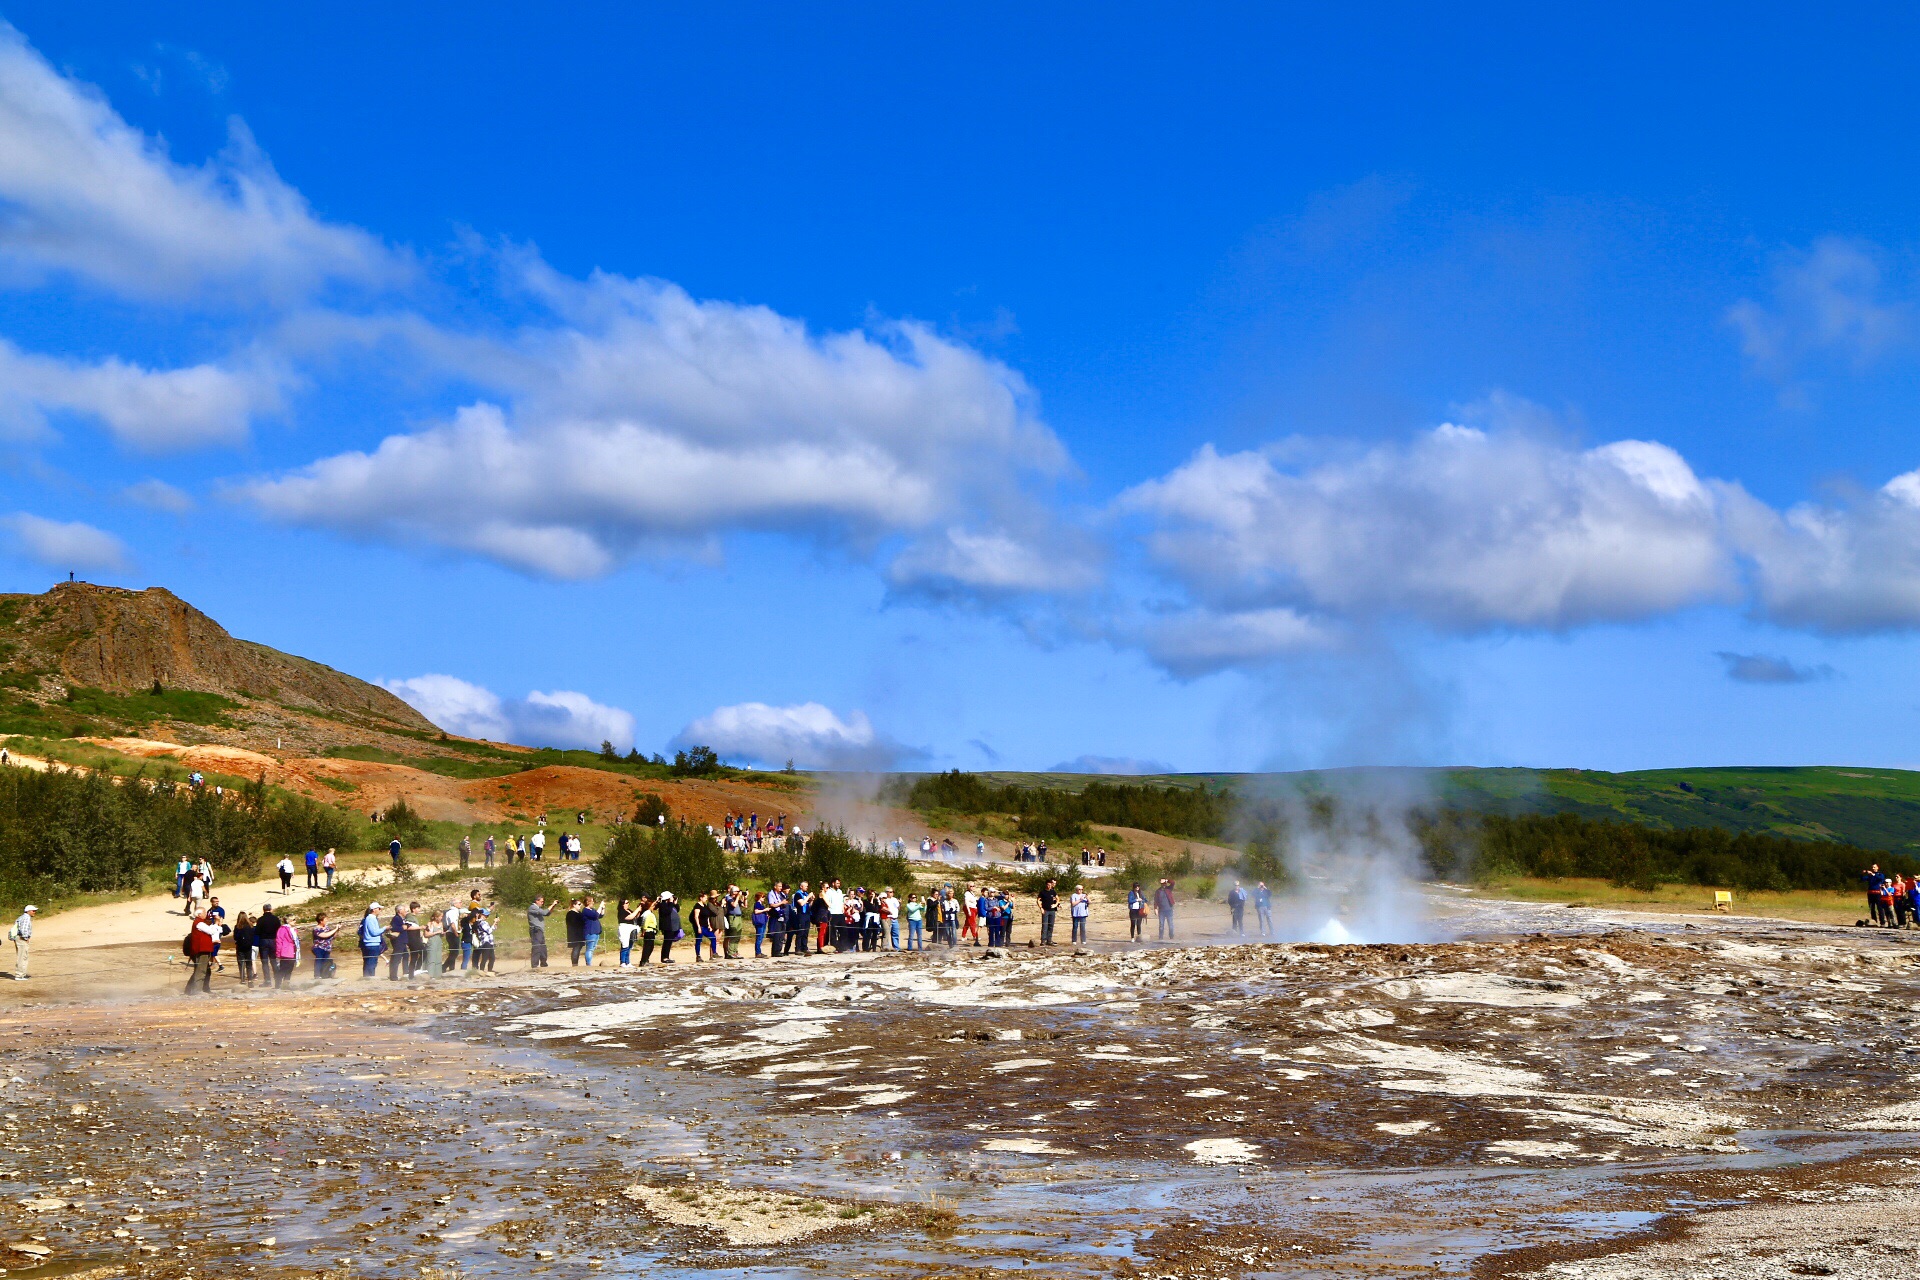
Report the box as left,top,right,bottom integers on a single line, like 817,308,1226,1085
0,581,433,732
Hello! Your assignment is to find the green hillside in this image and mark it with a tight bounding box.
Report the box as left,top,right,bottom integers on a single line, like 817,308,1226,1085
943,765,1920,855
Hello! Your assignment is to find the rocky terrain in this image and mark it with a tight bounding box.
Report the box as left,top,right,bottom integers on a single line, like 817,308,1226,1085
0,897,1915,1278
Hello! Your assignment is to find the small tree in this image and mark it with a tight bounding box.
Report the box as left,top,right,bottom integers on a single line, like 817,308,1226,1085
599,739,618,762
632,792,669,826
671,745,720,777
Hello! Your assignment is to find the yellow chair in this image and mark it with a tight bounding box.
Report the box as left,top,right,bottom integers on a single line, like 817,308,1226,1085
1712,891,1732,912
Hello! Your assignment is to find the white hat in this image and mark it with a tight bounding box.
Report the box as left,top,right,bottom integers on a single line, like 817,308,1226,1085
367,902,383,911
21,905,36,913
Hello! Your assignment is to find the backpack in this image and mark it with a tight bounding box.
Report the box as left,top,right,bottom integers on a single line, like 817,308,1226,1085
181,931,195,957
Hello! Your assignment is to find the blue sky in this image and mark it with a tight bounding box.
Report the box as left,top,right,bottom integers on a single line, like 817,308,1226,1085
4,4,1920,772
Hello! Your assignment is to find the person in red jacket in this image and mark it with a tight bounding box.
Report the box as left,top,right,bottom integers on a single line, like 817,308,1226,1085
184,911,221,995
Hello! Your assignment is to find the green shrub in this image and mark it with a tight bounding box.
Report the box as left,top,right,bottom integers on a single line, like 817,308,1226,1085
631,792,669,826
595,819,728,899
758,826,911,890
1014,863,1084,895
376,796,432,851
492,861,568,908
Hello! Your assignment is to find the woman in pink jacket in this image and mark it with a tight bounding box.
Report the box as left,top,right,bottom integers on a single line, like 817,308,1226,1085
272,916,300,989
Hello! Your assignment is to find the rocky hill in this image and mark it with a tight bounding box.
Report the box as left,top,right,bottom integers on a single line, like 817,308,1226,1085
0,581,438,749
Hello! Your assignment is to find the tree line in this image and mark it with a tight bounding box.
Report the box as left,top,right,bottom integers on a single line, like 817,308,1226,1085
0,764,355,905
1414,808,1920,892
902,770,1230,840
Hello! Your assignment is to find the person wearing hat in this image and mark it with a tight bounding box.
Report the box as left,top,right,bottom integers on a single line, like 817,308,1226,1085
7,906,33,979
359,903,386,978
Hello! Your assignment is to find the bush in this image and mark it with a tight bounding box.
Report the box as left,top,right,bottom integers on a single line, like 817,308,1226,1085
631,792,669,826
1014,863,1084,895
377,796,432,851
492,861,569,909
759,826,911,890
259,792,355,859
595,819,728,900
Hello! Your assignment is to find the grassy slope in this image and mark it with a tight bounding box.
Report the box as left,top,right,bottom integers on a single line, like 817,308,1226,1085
947,764,1920,854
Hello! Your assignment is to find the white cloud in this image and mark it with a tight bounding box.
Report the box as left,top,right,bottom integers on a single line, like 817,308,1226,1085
675,701,916,771
382,674,634,752
0,338,282,450
121,478,194,514
1,512,129,572
1726,470,1920,632
1135,606,1333,678
0,22,395,302
1726,237,1906,384
1120,426,1735,635
237,270,1070,581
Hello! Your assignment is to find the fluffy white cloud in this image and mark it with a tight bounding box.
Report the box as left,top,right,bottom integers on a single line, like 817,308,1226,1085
0,339,282,450
1120,426,1735,635
1726,237,1906,382
382,674,634,752
237,270,1069,581
1726,470,1920,632
675,701,915,771
1131,606,1334,678
0,23,394,302
1,512,129,572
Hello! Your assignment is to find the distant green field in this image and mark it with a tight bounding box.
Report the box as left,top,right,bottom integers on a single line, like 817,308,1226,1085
932,765,1920,854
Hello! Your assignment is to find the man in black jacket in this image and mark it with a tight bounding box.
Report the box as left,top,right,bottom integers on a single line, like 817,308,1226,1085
255,903,281,977
565,899,586,965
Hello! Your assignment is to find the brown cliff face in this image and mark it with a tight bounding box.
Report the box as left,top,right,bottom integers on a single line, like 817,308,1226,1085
0,582,435,734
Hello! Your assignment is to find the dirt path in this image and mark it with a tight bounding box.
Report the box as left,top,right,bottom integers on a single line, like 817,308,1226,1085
29,862,452,954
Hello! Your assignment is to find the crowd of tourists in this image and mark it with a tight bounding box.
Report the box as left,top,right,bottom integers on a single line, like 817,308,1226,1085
721,812,787,852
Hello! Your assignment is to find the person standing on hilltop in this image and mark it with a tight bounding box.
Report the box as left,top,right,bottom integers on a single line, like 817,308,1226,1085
8,905,33,980
526,896,552,968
